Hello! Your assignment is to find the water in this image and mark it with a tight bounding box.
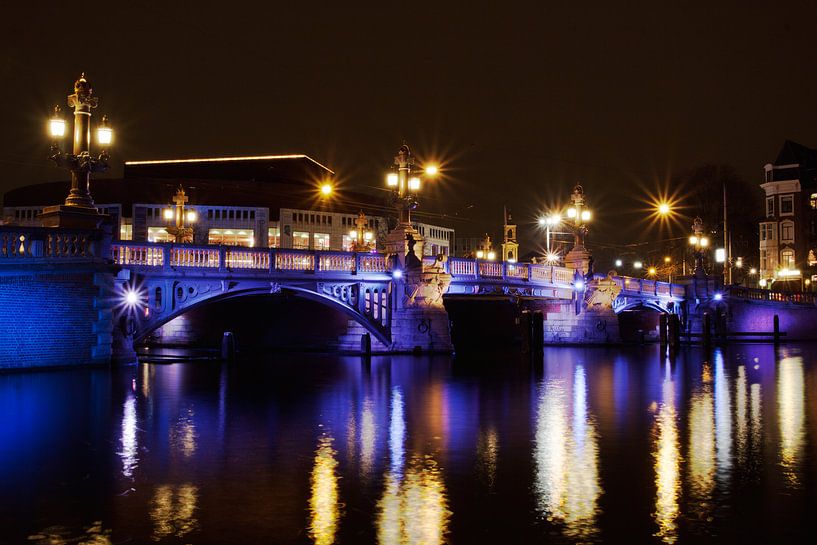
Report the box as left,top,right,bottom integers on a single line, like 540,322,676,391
2,345,817,544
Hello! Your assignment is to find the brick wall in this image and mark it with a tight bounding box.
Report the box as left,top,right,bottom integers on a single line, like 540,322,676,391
0,266,114,369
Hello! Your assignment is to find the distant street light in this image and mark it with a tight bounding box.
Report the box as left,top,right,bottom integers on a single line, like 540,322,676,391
41,74,113,228
658,202,671,216
385,145,438,225
164,186,196,243
689,217,709,276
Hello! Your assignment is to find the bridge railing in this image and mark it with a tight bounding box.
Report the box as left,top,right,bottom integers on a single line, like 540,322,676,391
1,226,103,261
110,242,390,276
728,285,817,306
615,276,684,299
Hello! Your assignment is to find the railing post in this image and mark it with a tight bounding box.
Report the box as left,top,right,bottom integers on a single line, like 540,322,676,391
354,252,361,275
474,259,480,280
218,245,227,272
269,248,275,274
501,261,508,281
162,244,171,271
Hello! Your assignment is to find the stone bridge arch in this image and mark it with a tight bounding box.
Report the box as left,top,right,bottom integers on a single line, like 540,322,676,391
123,275,392,346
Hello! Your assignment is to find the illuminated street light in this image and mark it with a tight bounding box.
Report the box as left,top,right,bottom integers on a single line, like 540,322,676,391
49,106,66,138
615,259,623,267
424,164,439,176
567,207,577,219
387,173,398,187
749,267,757,275
648,266,657,276
41,74,113,228
163,208,174,221
351,211,376,252
633,261,643,269
658,202,671,216
97,115,113,146
581,210,591,222
320,182,333,196
124,289,139,306
689,216,709,276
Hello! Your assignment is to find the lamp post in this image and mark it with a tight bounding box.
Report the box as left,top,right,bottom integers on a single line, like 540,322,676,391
688,216,709,277
41,74,113,228
350,211,375,252
475,234,496,261
384,143,438,269
164,186,196,243
563,183,593,273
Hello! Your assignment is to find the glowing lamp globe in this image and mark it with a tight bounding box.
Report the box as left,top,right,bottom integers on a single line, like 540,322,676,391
187,210,197,223
386,173,398,187
408,177,421,191
581,210,592,221
49,117,66,138
320,183,333,196
425,165,439,176
163,209,174,221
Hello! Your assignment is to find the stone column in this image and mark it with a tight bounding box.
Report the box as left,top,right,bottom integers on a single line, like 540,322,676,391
389,258,453,353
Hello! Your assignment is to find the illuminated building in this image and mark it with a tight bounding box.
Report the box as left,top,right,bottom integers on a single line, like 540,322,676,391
2,155,454,255
759,141,817,287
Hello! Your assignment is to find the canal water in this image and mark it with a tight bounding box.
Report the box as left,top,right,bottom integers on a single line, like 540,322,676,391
2,345,817,544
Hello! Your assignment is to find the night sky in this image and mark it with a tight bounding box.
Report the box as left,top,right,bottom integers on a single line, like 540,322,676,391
2,2,817,251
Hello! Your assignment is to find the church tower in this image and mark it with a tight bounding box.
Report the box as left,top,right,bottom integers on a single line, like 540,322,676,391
501,207,519,262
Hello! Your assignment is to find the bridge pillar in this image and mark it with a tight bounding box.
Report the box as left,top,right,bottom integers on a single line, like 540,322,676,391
389,264,453,353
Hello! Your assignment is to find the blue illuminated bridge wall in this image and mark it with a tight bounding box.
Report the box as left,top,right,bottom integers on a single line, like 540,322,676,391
3,226,816,369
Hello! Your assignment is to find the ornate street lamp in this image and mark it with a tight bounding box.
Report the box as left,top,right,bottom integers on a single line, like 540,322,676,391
384,143,438,269
475,234,496,261
563,183,593,273
688,216,709,277
41,74,113,228
350,211,375,252
164,186,196,243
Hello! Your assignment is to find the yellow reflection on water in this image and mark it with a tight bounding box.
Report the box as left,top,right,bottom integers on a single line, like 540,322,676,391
687,378,714,518
309,435,340,545
533,364,601,541
150,483,199,540
778,356,805,486
377,455,451,545
713,351,732,480
477,427,499,489
653,370,680,544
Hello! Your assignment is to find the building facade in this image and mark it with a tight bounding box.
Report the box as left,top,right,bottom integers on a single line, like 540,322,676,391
3,155,453,255
759,141,817,288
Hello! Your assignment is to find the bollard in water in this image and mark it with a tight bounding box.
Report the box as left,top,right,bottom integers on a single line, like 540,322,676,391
703,313,711,347
773,314,780,344
532,311,544,353
669,314,680,347
360,333,372,355
659,314,668,346
221,331,236,361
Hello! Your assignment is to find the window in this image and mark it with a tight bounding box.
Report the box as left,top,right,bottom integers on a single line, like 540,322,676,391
313,233,330,250
216,210,221,219
781,221,794,242
120,223,133,241
208,229,254,247
208,210,214,219
766,197,774,217
250,210,255,220
760,223,776,241
780,195,794,215
811,193,817,210
268,227,280,248
342,234,354,251
147,227,174,243
293,231,309,249
781,249,795,269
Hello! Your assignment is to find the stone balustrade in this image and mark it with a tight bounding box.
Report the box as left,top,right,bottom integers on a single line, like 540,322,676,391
1,226,102,260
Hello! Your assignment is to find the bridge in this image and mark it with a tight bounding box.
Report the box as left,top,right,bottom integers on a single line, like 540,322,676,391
11,224,790,369
108,240,686,350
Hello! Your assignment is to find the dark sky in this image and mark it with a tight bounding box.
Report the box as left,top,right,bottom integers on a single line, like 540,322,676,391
2,1,817,250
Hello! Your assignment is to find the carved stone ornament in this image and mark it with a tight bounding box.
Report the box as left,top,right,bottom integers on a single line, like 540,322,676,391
585,275,623,309
405,271,452,308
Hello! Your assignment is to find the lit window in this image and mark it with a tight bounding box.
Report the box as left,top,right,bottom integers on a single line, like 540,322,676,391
811,193,817,210
766,197,774,217
120,223,133,241
313,233,330,250
208,229,254,247
268,227,280,248
293,231,309,249
147,227,174,243
781,249,795,269
780,195,794,215
342,234,354,251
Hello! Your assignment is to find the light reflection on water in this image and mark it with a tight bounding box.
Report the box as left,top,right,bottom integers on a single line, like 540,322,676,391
377,384,451,544
149,483,199,540
309,435,340,545
778,355,805,486
533,362,601,541
2,347,817,544
653,362,680,544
